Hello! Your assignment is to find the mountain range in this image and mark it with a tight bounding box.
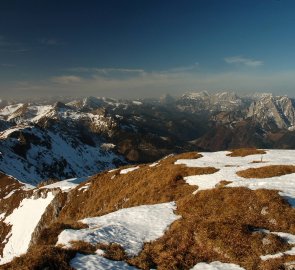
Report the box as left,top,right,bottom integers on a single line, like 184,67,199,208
1,92,295,184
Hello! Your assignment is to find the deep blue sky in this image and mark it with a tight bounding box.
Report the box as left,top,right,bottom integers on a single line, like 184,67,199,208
1,0,295,98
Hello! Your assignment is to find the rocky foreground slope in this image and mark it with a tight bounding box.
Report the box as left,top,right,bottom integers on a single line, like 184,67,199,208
1,149,295,269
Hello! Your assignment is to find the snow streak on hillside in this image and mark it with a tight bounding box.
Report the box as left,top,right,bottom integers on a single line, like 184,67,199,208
0,192,55,265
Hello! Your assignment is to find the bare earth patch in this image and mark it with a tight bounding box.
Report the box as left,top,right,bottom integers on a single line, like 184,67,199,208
227,148,266,157
237,165,295,179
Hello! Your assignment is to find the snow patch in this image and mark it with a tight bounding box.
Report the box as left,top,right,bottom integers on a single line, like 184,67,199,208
0,192,55,265
57,202,180,256
0,213,5,221
70,253,139,270
149,162,159,167
176,150,295,204
191,261,245,270
41,177,88,192
101,143,116,151
3,190,16,199
132,101,142,105
120,166,140,175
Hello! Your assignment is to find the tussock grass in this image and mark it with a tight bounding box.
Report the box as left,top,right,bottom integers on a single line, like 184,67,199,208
259,254,295,270
58,158,216,222
160,152,203,164
129,187,295,270
0,246,75,270
215,180,232,188
5,151,295,270
96,243,127,261
34,222,88,246
237,165,295,179
227,148,266,157
69,240,97,254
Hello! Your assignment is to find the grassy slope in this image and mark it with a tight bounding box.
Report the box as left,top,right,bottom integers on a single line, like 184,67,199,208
2,150,295,270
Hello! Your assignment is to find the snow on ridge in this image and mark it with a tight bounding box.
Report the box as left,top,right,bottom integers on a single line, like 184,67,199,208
0,126,123,183
41,176,89,192
120,166,140,175
149,162,159,167
132,101,142,105
57,202,180,256
0,192,55,265
30,105,53,122
0,126,25,139
0,104,24,117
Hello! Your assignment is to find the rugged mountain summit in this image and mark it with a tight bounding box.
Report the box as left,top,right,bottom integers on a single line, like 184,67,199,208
247,94,295,130
0,101,124,183
177,91,245,113
1,93,295,183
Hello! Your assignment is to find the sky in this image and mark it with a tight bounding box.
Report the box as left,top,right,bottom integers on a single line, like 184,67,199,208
0,0,295,99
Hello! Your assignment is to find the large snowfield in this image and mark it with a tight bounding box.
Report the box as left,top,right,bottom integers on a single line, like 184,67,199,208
176,149,295,204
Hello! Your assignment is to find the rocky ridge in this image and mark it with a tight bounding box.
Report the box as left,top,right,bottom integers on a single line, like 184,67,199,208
1,93,295,184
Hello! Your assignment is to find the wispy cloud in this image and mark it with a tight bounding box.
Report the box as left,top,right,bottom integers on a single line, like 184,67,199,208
67,64,199,77
0,36,29,53
167,63,199,73
68,67,146,76
224,56,263,67
52,75,82,84
3,68,295,99
5,60,295,99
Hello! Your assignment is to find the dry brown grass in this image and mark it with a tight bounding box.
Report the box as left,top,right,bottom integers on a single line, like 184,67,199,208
96,243,127,261
5,151,295,269
215,180,233,188
69,240,97,254
160,152,203,164
259,254,295,270
2,152,214,268
33,222,88,246
58,160,217,222
237,165,295,179
227,148,266,157
0,245,75,270
128,187,295,270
